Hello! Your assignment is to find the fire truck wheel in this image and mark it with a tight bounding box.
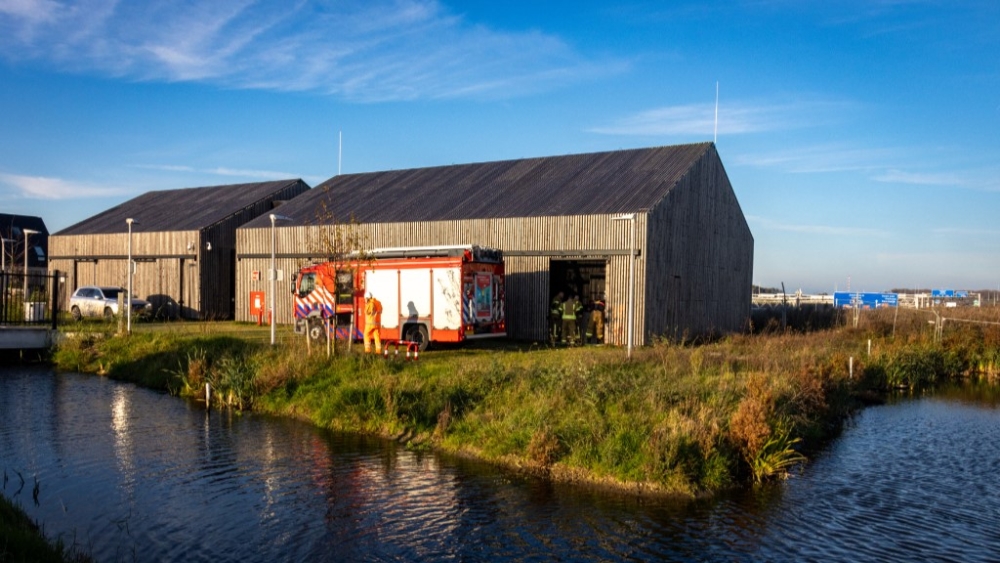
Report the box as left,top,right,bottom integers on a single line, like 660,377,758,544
404,325,429,352
307,318,325,341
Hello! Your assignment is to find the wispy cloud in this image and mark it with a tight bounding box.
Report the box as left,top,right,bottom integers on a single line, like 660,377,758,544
134,163,298,180
0,172,129,199
874,169,965,186
734,143,900,174
208,167,300,179
737,145,1000,192
746,0,948,30
133,164,196,173
589,98,853,137
873,168,1000,191
0,0,61,24
747,215,888,237
932,227,1000,237
0,0,612,101
132,163,325,185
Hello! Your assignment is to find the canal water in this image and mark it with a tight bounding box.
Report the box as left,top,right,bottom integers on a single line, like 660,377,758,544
2,366,999,562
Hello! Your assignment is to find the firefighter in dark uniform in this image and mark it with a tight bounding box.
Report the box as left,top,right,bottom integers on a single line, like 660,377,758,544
549,291,564,342
561,293,580,344
578,298,593,344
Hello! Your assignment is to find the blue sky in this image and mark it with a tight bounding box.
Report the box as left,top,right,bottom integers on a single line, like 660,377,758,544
1,0,998,293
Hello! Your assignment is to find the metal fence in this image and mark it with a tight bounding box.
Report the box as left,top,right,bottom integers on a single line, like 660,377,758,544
0,270,60,328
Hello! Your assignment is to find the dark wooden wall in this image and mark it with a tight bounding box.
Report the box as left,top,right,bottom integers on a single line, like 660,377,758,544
644,146,754,338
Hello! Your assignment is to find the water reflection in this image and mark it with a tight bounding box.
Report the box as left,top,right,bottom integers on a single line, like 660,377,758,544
111,386,136,498
932,378,1000,407
2,367,999,562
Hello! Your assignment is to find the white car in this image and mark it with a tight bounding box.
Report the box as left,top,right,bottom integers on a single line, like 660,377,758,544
69,286,152,321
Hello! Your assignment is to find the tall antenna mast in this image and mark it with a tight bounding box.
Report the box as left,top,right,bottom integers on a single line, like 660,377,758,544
338,130,342,176
714,81,719,145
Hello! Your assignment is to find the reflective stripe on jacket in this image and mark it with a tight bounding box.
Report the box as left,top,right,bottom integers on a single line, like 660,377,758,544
365,298,382,327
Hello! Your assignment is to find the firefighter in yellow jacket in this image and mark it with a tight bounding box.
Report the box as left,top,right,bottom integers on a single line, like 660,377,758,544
364,292,383,353
589,293,606,344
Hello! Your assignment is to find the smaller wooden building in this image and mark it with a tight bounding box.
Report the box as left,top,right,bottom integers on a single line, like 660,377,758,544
49,179,310,319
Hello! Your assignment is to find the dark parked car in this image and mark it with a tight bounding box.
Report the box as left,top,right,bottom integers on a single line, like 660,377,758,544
69,286,152,321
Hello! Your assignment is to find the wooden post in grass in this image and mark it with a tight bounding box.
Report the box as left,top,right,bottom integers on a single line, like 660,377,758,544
348,309,355,353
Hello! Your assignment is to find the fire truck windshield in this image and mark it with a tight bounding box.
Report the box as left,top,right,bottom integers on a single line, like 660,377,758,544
297,272,316,296
336,271,353,305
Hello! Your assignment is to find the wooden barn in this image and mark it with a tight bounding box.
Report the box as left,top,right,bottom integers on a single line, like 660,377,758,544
49,179,310,319
235,143,752,345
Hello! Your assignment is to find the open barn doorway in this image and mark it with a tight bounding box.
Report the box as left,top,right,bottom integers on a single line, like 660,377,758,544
549,259,606,303
548,259,607,342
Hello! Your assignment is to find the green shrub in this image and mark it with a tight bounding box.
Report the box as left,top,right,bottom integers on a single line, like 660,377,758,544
750,428,807,484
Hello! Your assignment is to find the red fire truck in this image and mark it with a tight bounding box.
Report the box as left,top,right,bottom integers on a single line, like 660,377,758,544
291,245,505,350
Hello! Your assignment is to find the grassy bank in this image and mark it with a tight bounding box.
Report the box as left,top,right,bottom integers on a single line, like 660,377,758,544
52,308,1000,497
0,495,91,563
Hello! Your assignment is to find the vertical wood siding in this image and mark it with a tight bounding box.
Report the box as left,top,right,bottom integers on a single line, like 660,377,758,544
47,179,308,319
48,231,200,317
644,147,753,338
235,214,650,344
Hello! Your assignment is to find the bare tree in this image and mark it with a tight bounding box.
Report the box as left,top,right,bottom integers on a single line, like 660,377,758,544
294,188,375,348
310,197,375,265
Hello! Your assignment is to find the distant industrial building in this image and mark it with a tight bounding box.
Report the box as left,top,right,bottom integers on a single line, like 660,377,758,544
235,143,753,344
48,179,310,319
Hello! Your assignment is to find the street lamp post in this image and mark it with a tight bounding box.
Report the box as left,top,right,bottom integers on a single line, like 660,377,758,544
126,218,137,335
612,214,636,358
1,237,10,272
269,214,292,345
23,229,39,302
1,238,8,306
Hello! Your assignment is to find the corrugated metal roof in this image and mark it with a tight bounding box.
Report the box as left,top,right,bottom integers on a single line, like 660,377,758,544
241,144,712,228
56,179,308,235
